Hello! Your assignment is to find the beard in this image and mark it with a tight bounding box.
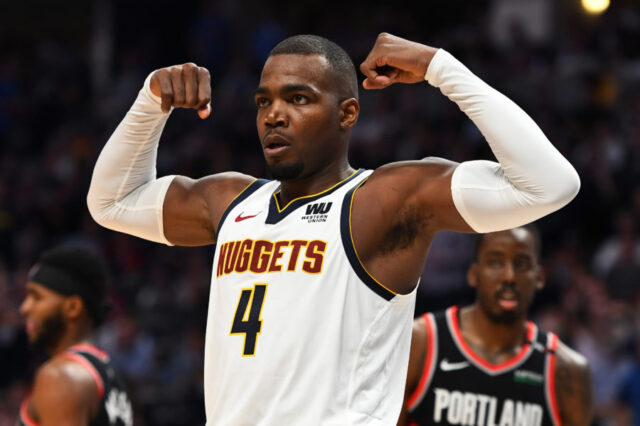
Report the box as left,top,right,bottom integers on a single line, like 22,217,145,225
265,161,304,181
477,289,523,325
485,308,520,325
31,310,66,353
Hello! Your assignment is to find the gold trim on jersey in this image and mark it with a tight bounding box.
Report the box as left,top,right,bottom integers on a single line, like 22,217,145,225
273,169,361,213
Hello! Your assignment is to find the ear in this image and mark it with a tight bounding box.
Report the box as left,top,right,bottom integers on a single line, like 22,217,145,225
467,263,478,288
63,296,84,321
534,265,545,291
339,98,359,131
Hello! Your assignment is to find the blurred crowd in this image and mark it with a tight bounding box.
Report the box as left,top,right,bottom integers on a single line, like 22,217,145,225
1,0,639,424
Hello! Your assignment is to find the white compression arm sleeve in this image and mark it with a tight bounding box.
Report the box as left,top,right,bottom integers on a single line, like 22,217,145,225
425,49,580,233
87,73,176,245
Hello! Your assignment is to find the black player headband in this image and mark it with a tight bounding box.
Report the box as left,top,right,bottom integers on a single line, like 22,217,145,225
29,263,109,323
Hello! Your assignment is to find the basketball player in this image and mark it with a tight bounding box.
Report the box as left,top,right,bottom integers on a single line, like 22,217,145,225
87,33,580,424
18,246,132,426
399,226,593,426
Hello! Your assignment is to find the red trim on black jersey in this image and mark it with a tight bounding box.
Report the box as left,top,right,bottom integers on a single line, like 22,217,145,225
69,343,109,362
62,352,105,399
546,333,561,426
448,306,535,374
407,313,437,410
20,392,39,426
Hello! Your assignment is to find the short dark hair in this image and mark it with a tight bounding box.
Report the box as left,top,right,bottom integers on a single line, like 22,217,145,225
37,246,110,325
473,224,542,262
269,34,359,101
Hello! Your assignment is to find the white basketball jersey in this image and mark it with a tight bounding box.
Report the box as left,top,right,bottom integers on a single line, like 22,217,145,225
204,169,417,425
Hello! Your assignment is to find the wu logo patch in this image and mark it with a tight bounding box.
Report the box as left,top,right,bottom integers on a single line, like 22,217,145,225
306,202,332,215
302,202,332,223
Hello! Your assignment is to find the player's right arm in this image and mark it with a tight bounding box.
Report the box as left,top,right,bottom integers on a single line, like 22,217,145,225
397,317,429,426
87,63,254,246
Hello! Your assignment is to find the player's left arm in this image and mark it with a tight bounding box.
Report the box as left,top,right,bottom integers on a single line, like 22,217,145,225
30,360,98,426
553,340,594,426
397,318,429,426
360,33,580,234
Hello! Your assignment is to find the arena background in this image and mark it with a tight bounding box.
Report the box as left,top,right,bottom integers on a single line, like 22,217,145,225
1,0,639,424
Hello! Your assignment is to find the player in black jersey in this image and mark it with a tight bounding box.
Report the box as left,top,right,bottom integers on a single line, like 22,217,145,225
399,226,593,426
17,246,132,426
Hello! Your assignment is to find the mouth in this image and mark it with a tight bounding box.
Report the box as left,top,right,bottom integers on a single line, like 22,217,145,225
496,291,519,310
263,133,291,156
25,320,35,337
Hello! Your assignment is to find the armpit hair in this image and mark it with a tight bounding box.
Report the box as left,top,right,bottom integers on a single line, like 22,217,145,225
378,205,431,254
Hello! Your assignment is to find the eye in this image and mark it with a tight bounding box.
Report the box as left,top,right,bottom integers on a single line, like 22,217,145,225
514,258,532,270
292,94,308,105
255,97,270,108
487,258,503,268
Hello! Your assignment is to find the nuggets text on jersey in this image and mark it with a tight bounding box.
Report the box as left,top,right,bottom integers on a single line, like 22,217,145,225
216,239,327,277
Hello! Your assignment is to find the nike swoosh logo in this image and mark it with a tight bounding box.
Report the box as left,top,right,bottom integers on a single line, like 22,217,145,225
235,212,260,222
440,359,470,372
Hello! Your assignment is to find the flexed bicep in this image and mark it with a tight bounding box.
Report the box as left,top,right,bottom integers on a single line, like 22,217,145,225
163,173,256,246
362,158,475,234
88,64,222,246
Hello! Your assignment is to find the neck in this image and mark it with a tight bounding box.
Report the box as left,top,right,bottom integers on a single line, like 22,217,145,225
459,304,528,360
278,160,354,207
49,326,93,357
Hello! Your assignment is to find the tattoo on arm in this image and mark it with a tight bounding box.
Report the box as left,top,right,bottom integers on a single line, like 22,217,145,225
555,348,594,426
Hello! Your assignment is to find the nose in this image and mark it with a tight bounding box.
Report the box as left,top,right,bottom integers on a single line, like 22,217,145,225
502,262,516,283
19,297,30,316
264,100,288,128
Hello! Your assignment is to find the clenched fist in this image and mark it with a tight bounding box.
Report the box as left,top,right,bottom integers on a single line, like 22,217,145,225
360,33,438,90
150,63,211,119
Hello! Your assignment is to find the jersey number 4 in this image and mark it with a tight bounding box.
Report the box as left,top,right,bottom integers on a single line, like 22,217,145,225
231,284,267,356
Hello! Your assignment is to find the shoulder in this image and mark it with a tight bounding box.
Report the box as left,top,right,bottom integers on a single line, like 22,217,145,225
31,355,98,409
167,171,258,216
29,355,99,423
553,338,592,394
167,171,259,238
412,311,442,341
554,338,590,376
411,313,438,359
